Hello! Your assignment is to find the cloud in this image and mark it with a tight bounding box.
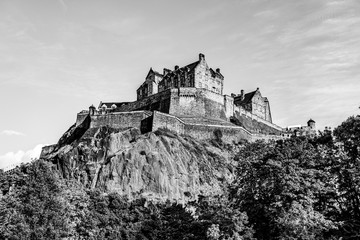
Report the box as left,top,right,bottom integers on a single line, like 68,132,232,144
1,130,25,136
254,10,279,18
0,144,45,170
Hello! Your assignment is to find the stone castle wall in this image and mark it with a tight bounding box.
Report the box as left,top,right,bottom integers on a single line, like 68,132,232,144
74,83,284,142
95,88,228,121
90,111,150,129
75,109,284,143
152,111,185,134
168,88,227,120
184,124,251,142
76,112,88,126
118,89,172,113
76,87,282,138
152,111,253,143
234,105,282,132
77,111,151,130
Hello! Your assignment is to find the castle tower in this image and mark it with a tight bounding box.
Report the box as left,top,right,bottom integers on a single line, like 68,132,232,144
89,105,96,116
307,119,316,129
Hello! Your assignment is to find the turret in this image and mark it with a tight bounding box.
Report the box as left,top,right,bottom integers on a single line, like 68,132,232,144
89,105,96,116
307,119,316,129
199,53,205,61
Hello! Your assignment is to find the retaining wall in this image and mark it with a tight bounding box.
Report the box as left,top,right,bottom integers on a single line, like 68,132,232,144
234,106,283,132
90,111,150,129
152,111,185,134
117,89,171,113
152,111,253,143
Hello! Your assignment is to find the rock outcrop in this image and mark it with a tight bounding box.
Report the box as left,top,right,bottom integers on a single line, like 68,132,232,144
42,124,238,202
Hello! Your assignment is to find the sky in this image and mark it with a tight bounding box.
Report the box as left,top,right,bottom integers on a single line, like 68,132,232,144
1,0,360,169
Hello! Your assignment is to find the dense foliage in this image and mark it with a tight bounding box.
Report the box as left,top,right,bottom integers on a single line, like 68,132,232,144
1,115,360,239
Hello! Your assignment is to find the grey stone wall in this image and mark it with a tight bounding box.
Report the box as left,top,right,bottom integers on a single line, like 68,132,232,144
183,124,252,143
90,111,149,129
169,88,227,120
118,89,172,113
151,111,253,143
152,111,185,134
76,112,88,126
233,105,282,132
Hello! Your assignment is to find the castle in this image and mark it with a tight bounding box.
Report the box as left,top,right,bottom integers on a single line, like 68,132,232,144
4,54,319,172
74,53,285,142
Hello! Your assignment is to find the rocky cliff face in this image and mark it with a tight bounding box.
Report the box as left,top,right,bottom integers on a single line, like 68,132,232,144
42,124,238,202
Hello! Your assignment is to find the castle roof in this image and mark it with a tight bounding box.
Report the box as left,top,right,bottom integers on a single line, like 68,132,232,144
146,68,163,79
234,90,257,105
184,61,200,71
307,119,315,123
163,61,200,77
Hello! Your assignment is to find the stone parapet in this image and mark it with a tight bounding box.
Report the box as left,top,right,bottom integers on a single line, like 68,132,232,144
234,106,283,132
151,111,283,143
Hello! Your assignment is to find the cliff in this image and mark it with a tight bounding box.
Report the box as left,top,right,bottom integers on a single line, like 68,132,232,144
41,123,238,202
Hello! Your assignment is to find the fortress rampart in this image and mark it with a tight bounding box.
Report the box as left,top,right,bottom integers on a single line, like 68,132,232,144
75,86,284,142
74,109,283,143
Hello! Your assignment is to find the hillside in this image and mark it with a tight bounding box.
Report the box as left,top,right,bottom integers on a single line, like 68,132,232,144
41,122,238,202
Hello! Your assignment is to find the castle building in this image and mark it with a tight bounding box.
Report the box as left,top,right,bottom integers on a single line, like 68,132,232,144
137,54,224,101
77,53,285,143
233,88,272,122
284,119,317,138
137,68,163,100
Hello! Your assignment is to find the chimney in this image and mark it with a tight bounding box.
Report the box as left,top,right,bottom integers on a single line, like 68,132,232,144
216,68,220,73
175,65,179,70
199,53,205,61
240,89,245,101
163,68,171,76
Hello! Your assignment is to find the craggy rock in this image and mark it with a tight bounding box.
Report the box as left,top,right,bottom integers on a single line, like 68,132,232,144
42,126,237,203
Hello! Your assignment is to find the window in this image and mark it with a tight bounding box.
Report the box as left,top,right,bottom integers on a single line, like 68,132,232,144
199,82,202,88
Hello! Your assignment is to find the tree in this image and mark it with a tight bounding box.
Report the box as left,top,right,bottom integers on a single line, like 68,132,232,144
230,139,337,239
0,160,70,240
331,115,360,238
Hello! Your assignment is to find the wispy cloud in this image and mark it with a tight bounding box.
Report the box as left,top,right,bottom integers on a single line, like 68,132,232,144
0,144,44,169
1,130,25,136
254,9,279,18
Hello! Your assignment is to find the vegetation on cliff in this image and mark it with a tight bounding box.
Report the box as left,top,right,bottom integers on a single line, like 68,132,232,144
1,115,360,239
